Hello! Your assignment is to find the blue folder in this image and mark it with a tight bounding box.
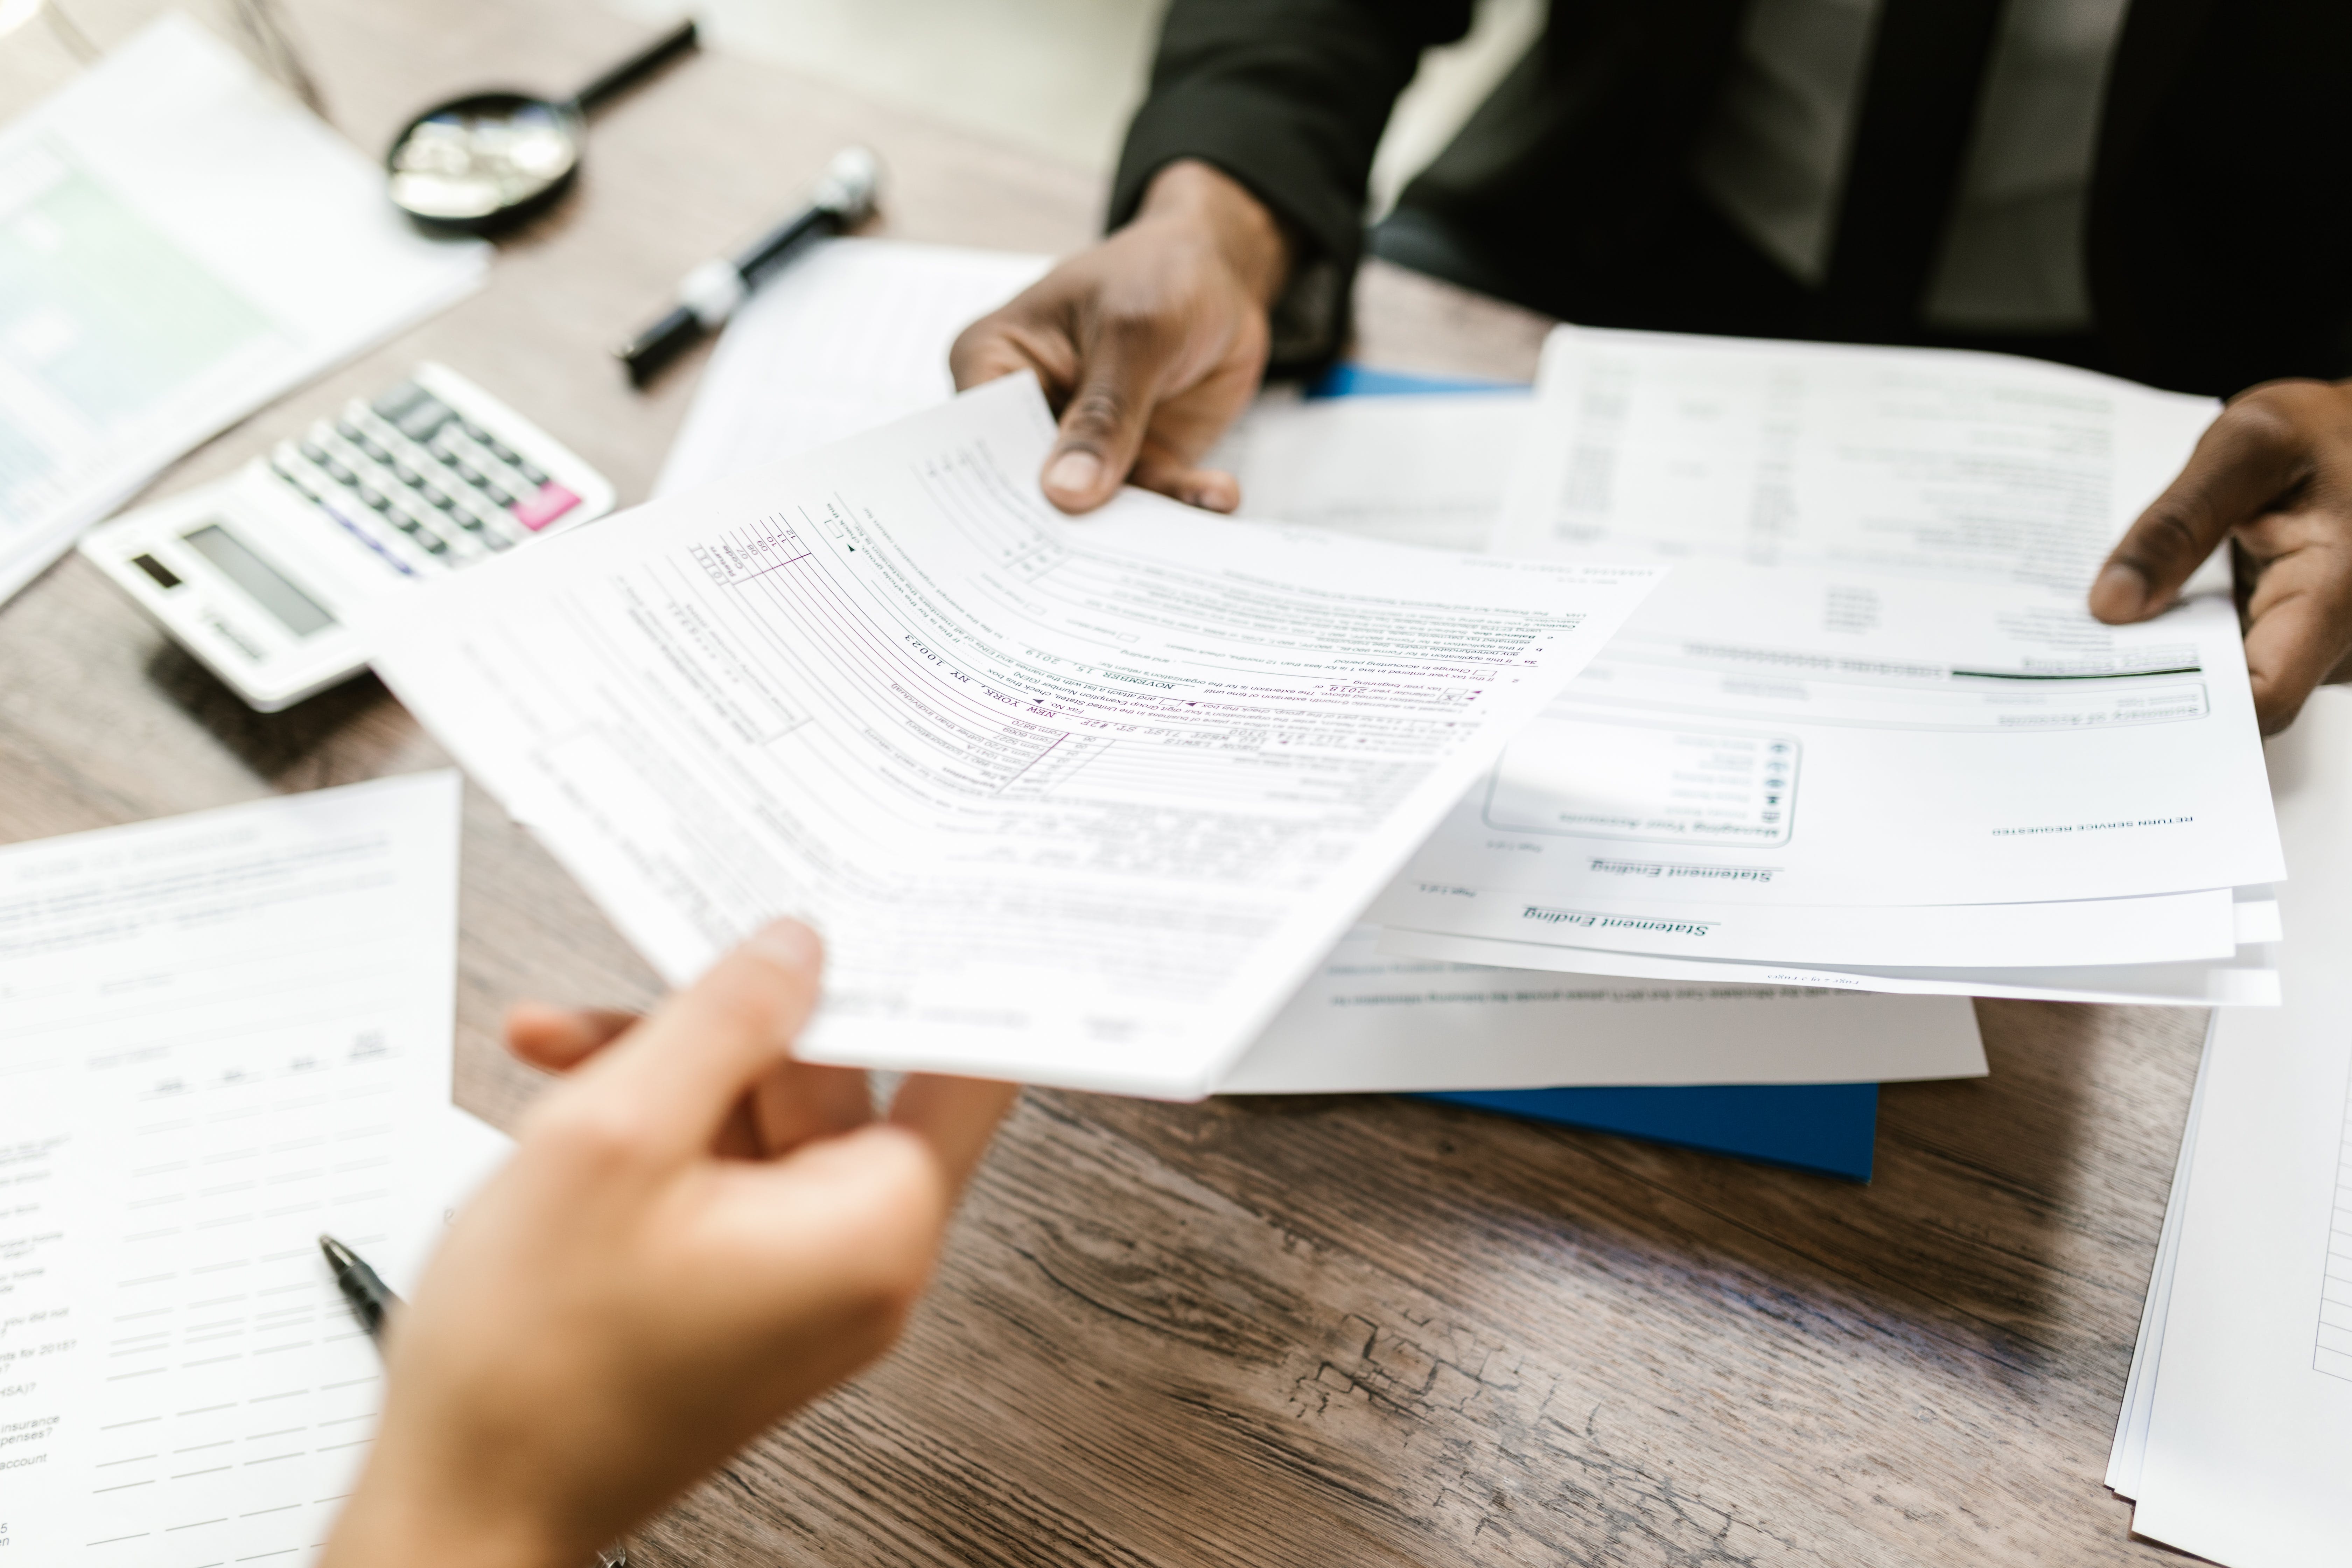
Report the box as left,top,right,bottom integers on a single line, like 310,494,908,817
1299,363,1882,1180
1421,1084,1879,1181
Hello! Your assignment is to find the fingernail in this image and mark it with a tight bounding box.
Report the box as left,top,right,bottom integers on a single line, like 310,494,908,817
1191,478,1239,513
746,918,822,974
1044,450,1101,497
2091,563,2147,617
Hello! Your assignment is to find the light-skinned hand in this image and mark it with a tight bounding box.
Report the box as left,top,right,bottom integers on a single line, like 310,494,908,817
951,158,1291,514
2091,378,2352,733
318,920,1016,1568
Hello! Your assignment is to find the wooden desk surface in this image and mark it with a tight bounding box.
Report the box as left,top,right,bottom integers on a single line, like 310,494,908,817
0,5,2204,1562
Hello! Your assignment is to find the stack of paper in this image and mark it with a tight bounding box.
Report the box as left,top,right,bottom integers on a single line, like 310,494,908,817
437,242,1985,1105
1371,327,2287,1006
0,15,489,603
2104,687,2352,1567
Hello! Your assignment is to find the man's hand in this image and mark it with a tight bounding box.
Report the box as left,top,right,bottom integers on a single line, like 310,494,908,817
2091,378,2352,733
952,159,1290,514
320,921,1016,1568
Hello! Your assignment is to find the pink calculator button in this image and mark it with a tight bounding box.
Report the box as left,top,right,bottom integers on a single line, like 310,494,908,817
512,483,581,532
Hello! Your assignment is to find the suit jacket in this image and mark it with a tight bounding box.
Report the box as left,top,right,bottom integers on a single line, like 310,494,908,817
1108,0,2352,396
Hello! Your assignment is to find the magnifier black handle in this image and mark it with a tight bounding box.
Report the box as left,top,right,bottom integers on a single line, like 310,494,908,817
571,18,700,114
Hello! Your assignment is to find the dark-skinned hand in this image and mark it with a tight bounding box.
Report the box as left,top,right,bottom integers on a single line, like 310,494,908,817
2092,378,2352,733
951,158,1290,515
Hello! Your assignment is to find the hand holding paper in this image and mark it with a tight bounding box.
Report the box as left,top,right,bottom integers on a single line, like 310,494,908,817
321,922,1012,1568
2091,377,2352,735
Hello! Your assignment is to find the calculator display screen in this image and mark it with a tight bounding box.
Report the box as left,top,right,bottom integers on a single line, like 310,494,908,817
181,523,336,638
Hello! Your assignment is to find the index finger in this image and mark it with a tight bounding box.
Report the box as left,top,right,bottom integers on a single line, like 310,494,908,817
567,919,826,1160
2092,391,2315,622
950,306,1077,395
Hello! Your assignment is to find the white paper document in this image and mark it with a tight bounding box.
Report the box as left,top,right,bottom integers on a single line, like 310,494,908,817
1219,927,1985,1092
368,376,1662,1096
0,15,489,604
1368,328,2283,997
654,238,1050,499
0,772,461,1567
2115,688,2352,1566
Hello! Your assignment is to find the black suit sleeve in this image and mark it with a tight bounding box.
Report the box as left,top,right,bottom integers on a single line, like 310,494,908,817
1109,0,1476,363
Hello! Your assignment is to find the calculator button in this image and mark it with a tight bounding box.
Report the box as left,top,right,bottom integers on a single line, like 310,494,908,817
420,484,454,510
515,457,551,486
269,458,317,500
371,382,428,421
357,484,391,512
391,460,421,486
396,397,454,442
511,483,581,532
300,439,331,465
322,456,357,486
481,481,514,507
460,419,494,445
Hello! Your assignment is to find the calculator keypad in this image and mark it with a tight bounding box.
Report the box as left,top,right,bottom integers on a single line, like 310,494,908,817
264,380,587,576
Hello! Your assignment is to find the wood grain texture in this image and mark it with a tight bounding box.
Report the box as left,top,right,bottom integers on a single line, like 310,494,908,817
0,3,2196,1560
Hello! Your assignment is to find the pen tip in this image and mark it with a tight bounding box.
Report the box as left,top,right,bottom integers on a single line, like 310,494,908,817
318,1233,354,1268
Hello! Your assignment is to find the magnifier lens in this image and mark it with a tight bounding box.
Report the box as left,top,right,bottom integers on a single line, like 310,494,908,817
388,100,580,222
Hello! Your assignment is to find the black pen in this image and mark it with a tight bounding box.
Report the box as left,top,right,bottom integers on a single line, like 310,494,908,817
319,1233,401,1341
615,145,882,387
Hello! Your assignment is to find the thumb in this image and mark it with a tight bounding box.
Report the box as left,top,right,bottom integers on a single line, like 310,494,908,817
571,919,825,1161
1041,323,1170,514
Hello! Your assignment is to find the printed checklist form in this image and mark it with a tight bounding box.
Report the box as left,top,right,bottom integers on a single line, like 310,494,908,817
0,773,460,1567
366,374,1664,1097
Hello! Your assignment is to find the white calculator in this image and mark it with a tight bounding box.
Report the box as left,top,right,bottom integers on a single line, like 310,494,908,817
80,363,616,711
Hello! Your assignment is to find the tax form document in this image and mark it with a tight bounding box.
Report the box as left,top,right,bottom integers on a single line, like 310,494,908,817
2124,688,2352,1567
366,375,1661,1097
0,772,459,1567
0,15,486,604
1217,927,1984,1092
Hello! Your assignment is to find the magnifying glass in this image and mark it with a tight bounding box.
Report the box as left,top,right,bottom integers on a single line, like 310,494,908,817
385,18,700,231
